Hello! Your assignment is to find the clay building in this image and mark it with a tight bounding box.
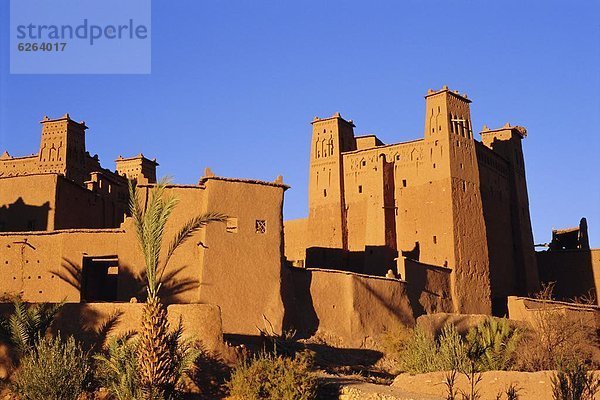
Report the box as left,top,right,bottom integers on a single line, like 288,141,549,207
536,218,600,305
0,88,557,345
0,115,289,335
285,86,540,315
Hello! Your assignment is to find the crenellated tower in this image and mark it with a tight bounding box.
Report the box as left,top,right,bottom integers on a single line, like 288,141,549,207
306,113,356,267
38,114,88,184
422,86,492,314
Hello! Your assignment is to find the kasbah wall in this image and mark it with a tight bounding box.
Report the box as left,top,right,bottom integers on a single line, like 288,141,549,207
0,87,596,348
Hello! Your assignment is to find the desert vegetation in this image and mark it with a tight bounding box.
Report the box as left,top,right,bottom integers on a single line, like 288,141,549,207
382,285,600,399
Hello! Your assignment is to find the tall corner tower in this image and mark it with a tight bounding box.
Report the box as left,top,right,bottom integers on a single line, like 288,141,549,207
38,114,88,184
306,113,356,266
423,86,492,314
481,124,539,295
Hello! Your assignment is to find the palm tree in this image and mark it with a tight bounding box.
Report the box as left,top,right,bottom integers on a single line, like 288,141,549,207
129,179,226,399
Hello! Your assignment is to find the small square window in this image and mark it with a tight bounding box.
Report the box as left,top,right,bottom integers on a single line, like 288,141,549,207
226,218,238,233
361,160,366,167
255,220,266,234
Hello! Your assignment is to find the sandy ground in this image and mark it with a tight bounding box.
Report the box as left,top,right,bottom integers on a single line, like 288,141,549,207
392,370,600,400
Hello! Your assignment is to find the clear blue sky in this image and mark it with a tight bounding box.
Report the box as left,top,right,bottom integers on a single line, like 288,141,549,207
0,1,599,246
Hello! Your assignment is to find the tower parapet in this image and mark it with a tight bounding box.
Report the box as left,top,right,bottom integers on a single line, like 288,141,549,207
115,154,158,184
39,113,88,183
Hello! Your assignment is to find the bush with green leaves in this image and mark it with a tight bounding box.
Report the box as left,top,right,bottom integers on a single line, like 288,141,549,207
551,362,600,400
466,318,521,371
0,297,63,361
94,333,140,400
396,318,522,374
227,351,318,400
397,323,467,374
12,335,91,400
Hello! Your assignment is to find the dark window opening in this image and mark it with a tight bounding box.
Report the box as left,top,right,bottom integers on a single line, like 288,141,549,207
402,179,407,187
433,235,437,244
358,185,363,193
323,189,327,197
81,255,118,302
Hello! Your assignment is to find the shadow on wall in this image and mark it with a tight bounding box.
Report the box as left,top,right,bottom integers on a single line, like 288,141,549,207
53,257,200,304
280,263,319,339
0,198,50,232
537,249,598,304
403,258,453,317
305,246,397,276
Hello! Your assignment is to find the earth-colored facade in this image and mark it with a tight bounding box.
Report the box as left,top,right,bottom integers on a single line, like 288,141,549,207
285,86,539,315
0,87,592,344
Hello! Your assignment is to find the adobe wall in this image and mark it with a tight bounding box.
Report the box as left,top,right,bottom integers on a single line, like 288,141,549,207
283,217,308,266
0,155,38,177
0,177,289,336
0,174,58,231
197,178,288,336
399,257,453,316
476,142,518,313
0,174,125,232
536,249,600,305
507,296,600,331
286,267,414,348
0,229,124,302
55,175,124,229
52,303,224,351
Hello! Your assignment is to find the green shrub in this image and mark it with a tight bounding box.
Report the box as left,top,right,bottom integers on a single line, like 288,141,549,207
0,297,63,361
551,363,600,400
397,324,467,374
466,318,520,371
438,323,467,372
227,351,318,400
397,326,439,373
12,335,91,400
94,333,141,400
